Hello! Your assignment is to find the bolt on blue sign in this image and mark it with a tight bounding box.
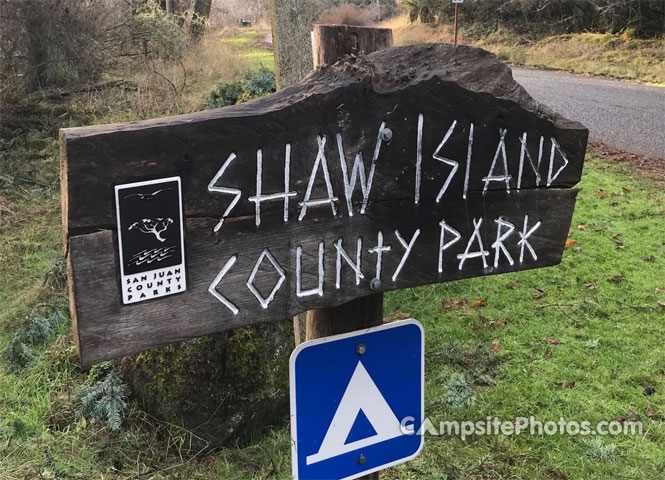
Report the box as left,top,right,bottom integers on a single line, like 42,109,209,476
290,319,424,480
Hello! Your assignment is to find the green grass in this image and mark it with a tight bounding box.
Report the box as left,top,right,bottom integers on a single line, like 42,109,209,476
2,28,665,480
381,156,665,479
221,29,274,71
1,155,663,479
0,192,62,332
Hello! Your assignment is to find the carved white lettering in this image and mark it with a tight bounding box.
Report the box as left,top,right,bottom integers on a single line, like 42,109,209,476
547,138,570,186
438,220,461,273
208,153,241,232
248,146,298,227
491,217,515,267
415,113,423,204
247,249,286,308
393,229,420,281
482,128,511,193
434,120,459,202
335,237,364,288
299,135,339,221
463,123,474,200
517,132,542,188
518,215,542,263
368,230,391,280
457,218,490,270
208,255,239,314
296,242,324,297
337,122,386,216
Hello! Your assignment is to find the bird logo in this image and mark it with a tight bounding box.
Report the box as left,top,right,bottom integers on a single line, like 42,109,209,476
124,187,173,201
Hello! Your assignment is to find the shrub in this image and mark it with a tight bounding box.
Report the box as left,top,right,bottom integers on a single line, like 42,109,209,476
133,0,190,60
241,66,276,97
204,66,275,109
44,254,68,291
121,320,293,447
2,338,38,372
583,437,618,461
1,0,108,94
76,372,129,431
205,81,244,108
443,372,476,408
2,311,67,372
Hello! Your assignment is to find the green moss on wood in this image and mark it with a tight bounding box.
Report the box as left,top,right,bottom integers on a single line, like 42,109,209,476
121,320,293,447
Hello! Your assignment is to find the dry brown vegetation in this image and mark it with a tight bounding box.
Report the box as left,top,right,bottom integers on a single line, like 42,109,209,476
381,14,457,44
479,32,665,85
127,32,252,118
382,14,665,85
315,3,378,26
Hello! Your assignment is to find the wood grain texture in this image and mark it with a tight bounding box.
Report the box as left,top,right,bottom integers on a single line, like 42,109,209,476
305,295,383,340
61,44,587,236
69,189,577,364
61,43,588,364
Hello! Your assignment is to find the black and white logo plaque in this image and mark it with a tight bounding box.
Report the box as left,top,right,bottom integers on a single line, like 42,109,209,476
114,176,186,304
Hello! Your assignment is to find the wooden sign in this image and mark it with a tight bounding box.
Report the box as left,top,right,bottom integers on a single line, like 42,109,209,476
61,44,587,365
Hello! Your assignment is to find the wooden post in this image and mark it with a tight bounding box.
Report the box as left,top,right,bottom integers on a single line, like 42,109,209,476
293,312,307,346
292,24,393,346
454,3,459,46
306,24,394,479
312,25,394,68
305,295,383,340
307,23,394,337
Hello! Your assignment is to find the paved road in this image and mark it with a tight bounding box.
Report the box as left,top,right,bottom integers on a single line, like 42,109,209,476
512,68,665,160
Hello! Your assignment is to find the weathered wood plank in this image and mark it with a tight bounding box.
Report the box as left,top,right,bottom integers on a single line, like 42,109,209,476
69,189,577,364
61,44,587,236
61,43,587,364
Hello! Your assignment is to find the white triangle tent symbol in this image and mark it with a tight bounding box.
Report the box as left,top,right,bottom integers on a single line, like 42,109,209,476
306,360,403,465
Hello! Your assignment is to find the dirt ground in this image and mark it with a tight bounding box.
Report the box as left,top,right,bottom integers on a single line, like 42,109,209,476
589,140,665,182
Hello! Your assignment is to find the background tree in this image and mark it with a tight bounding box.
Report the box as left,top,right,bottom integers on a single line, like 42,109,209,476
190,0,212,39
403,0,665,37
0,0,192,106
165,0,180,13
